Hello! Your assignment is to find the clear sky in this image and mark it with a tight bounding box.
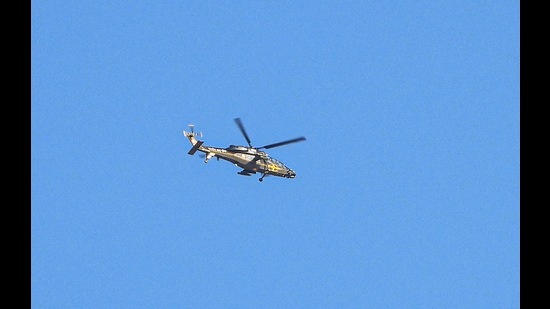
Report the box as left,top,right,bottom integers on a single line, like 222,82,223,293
32,1,519,308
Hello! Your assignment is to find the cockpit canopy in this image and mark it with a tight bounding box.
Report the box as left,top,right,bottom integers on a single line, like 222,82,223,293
269,157,286,168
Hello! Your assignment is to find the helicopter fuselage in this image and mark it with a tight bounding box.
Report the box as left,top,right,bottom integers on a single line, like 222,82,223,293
183,131,297,180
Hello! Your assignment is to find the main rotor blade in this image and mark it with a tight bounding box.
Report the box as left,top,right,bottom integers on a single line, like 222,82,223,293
259,137,306,149
234,118,252,147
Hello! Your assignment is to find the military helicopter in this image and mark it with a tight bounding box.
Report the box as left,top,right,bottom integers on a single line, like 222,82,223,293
183,118,306,182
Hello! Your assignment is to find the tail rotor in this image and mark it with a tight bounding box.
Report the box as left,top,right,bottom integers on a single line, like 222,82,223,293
185,124,203,138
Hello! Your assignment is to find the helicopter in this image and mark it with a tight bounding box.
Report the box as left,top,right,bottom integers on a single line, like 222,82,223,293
183,118,306,182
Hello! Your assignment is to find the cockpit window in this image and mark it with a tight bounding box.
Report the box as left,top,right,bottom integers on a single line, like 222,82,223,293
270,157,286,167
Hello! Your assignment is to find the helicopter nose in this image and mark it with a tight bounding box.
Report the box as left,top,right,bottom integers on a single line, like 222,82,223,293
288,170,296,178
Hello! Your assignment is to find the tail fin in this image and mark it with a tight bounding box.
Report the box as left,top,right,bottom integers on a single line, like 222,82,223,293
183,124,204,155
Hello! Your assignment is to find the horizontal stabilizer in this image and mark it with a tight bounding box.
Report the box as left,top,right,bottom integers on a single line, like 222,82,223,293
188,141,204,155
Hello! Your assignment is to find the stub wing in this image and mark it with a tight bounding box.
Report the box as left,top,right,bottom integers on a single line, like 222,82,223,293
237,169,256,176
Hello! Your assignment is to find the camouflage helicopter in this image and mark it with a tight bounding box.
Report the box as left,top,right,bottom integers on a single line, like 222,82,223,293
183,118,306,182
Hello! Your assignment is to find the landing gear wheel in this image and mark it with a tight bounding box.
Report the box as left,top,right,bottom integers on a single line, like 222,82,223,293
259,178,263,182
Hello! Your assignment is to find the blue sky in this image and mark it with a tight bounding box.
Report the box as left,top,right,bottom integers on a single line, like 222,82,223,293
32,1,519,308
